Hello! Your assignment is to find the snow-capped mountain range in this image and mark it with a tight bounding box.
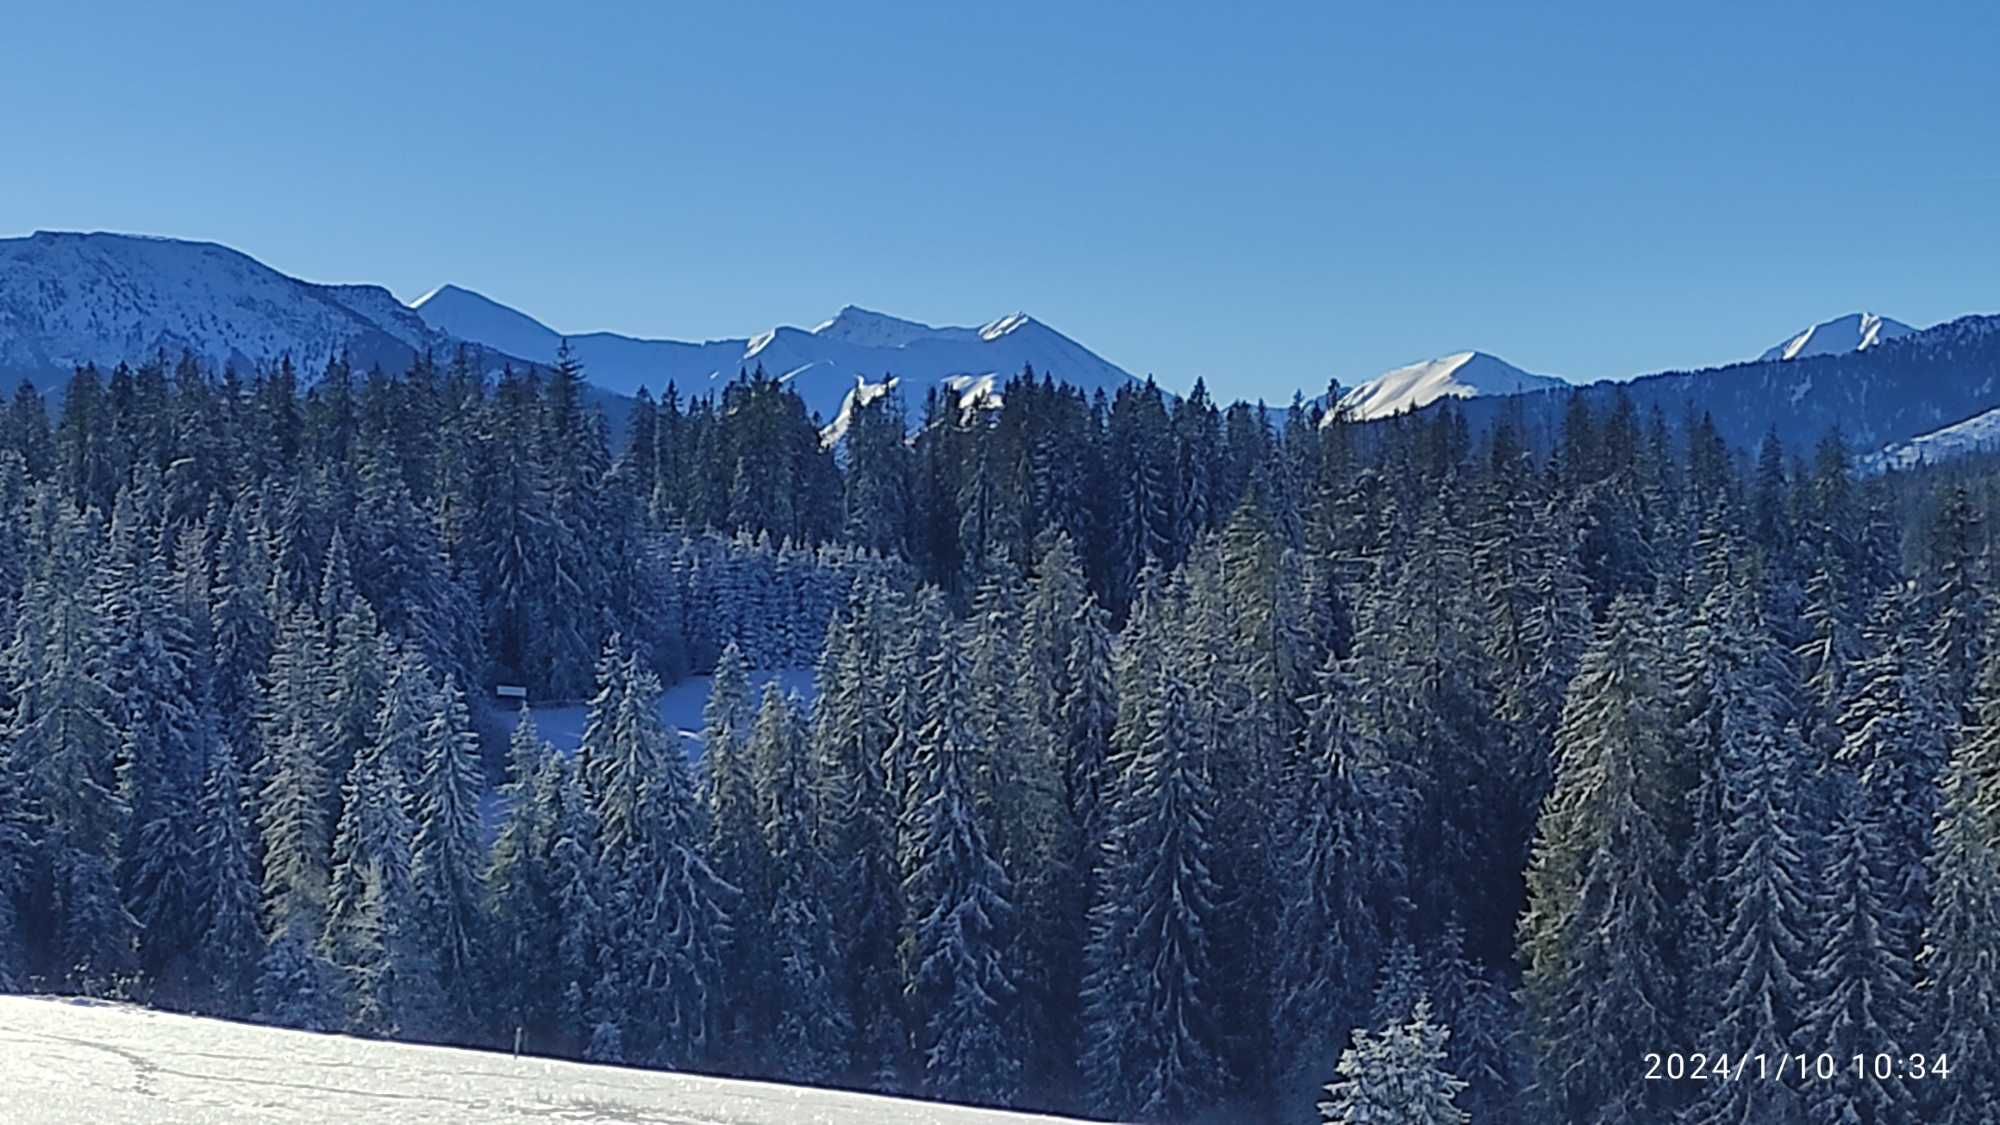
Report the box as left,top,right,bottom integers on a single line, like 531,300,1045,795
5,228,1995,470
409,284,1135,429
0,231,1137,435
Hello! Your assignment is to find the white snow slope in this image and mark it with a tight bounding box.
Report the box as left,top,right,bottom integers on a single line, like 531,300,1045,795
524,667,818,759
0,995,1097,1125
412,287,1136,431
1333,351,1564,422
1759,312,1915,362
1864,404,2000,473
0,231,453,379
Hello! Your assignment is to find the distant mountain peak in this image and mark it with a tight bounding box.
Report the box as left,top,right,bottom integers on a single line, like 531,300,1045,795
978,312,1036,341
1760,311,1914,362
810,306,943,348
1333,350,1564,422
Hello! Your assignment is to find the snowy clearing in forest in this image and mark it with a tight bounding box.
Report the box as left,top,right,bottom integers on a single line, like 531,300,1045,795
523,667,818,759
0,996,1099,1124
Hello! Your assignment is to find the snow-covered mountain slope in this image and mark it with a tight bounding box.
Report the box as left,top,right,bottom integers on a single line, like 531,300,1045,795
0,231,454,382
1759,312,1915,362
1334,351,1565,422
1864,404,2000,473
411,287,1136,426
0,996,1095,1125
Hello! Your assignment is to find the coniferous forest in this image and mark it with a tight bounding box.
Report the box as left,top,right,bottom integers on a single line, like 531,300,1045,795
4,344,2000,1125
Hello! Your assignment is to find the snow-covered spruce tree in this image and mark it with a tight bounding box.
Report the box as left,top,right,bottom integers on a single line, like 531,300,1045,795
1317,998,1469,1125
1269,646,1411,1119
1078,569,1170,1117
548,756,608,1052
486,708,559,1041
1803,774,1920,1124
752,685,853,1082
0,728,36,991
320,598,387,832
1795,556,1861,756
1922,483,1986,723
411,672,487,1036
1838,585,1948,964
1681,725,1816,1125
1369,939,1427,1030
467,366,555,692
1678,574,1818,1125
700,641,772,1070
964,560,1067,1096
807,593,906,1086
1425,924,1528,1125
100,534,206,991
1920,636,2000,1122
6,489,135,985
194,741,264,1015
321,651,435,1037
257,604,333,929
1087,669,1227,1123
590,638,735,1068
209,502,274,762
900,619,1020,1107
1519,595,1685,1125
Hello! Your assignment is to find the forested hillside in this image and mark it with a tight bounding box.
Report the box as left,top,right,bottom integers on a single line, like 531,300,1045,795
2,344,1998,1124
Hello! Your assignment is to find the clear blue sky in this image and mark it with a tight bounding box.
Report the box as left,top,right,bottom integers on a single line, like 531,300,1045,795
4,1,1996,401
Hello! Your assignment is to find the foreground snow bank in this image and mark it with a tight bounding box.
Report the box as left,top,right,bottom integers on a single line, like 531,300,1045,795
0,996,1095,1125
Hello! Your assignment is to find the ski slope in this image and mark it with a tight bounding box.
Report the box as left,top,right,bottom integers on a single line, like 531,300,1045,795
0,996,1097,1125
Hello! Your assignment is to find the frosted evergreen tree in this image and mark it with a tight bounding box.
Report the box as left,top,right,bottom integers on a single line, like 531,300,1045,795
701,641,771,1066
1520,596,1684,1125
1920,639,2000,1121
320,598,387,829
900,622,1019,1107
0,734,32,991
257,606,333,941
486,708,559,1038
194,742,264,1015
6,491,134,983
754,685,853,1082
548,757,608,1050
321,654,432,1035
964,561,1065,1088
1270,648,1410,1117
808,595,907,1085
1682,723,1815,1125
210,503,274,759
1679,575,1817,1125
101,538,205,987
1059,591,1117,847
1317,999,1469,1125
1085,671,1226,1122
1922,483,1986,722
588,639,734,1067
1838,586,1947,961
1370,939,1427,1029
411,673,487,1030
1803,776,1919,1124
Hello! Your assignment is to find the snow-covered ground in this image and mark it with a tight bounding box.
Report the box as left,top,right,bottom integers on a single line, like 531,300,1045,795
523,667,819,759
0,996,1094,1124
1862,404,2000,473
